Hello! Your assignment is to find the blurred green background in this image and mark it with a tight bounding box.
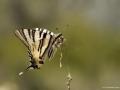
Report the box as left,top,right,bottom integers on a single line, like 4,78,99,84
0,0,120,90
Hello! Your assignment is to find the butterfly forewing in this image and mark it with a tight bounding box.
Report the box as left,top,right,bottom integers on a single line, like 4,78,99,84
15,29,29,47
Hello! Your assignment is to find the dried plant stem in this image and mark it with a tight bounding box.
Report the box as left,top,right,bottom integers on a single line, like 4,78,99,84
66,73,72,90
59,46,72,90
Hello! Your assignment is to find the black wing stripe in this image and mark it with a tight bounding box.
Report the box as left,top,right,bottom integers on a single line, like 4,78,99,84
40,33,47,54
21,29,28,42
48,47,53,58
39,29,47,54
52,33,62,45
28,29,31,39
38,29,43,51
43,32,47,38
32,29,35,42
48,46,57,60
42,33,52,57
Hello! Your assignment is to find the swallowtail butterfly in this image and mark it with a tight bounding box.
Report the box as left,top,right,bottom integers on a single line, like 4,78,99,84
15,28,64,75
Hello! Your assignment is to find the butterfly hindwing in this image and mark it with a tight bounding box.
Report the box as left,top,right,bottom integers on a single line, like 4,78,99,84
47,33,63,60
48,45,57,60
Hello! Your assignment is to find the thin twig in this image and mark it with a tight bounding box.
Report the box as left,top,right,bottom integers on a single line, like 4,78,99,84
66,73,72,90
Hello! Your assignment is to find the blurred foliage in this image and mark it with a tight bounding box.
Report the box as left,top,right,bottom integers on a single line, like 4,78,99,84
0,0,120,90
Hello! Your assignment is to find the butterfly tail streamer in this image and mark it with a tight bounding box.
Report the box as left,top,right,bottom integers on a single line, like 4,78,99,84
18,65,33,76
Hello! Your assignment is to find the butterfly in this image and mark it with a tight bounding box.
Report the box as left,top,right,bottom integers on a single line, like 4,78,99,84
15,28,64,75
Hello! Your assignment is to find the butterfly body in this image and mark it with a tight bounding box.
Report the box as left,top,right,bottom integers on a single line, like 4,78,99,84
15,28,64,70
